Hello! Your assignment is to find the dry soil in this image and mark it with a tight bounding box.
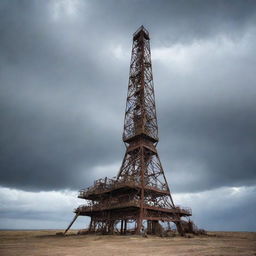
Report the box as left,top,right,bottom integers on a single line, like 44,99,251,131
0,230,255,256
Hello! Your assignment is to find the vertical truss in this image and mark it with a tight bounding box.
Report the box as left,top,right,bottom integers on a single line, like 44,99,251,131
65,26,193,236
118,26,178,232
123,26,158,143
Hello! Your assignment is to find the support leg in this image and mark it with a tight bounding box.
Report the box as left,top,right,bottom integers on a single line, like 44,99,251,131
124,220,127,235
121,220,124,235
136,214,143,235
147,220,152,234
88,218,93,232
64,213,79,234
176,221,185,236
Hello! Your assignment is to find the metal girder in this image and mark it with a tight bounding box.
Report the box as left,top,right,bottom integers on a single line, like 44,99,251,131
65,26,193,236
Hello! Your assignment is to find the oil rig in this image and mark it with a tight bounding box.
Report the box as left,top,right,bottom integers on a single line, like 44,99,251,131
64,26,194,236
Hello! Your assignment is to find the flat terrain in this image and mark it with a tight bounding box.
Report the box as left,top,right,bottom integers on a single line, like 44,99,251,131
0,230,255,256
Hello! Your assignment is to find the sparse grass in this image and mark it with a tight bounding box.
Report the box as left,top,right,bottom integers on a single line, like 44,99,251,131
0,230,255,256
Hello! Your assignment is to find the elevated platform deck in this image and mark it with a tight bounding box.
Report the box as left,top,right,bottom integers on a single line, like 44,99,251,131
78,179,170,200
75,200,192,217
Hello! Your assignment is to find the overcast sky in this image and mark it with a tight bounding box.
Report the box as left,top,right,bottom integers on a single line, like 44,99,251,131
0,0,256,231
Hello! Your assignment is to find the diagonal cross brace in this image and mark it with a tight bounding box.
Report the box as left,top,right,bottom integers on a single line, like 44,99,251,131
64,213,79,235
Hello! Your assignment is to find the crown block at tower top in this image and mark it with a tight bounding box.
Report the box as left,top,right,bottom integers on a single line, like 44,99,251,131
133,25,150,40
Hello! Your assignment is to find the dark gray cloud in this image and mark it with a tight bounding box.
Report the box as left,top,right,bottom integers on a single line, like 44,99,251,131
162,102,256,192
174,185,256,231
0,0,256,195
90,0,256,44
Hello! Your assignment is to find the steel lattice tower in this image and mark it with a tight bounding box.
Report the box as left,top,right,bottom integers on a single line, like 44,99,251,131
65,26,192,236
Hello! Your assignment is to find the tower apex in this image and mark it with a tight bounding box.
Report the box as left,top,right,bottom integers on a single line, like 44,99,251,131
133,25,149,40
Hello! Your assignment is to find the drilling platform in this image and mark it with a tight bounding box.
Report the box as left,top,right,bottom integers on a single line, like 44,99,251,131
64,26,194,236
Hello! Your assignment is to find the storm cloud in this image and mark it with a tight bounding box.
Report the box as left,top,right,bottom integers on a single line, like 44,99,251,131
0,0,256,230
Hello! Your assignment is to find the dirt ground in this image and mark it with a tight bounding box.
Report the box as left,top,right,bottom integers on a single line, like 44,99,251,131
0,230,255,256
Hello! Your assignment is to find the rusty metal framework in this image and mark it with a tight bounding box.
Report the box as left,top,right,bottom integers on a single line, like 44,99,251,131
65,26,193,236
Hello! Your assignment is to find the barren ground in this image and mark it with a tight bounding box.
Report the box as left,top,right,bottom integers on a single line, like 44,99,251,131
0,230,255,256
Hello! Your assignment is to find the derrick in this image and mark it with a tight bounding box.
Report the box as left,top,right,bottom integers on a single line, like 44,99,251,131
65,26,194,236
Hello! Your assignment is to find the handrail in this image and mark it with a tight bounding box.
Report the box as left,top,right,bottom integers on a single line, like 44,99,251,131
78,178,169,197
75,201,191,216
